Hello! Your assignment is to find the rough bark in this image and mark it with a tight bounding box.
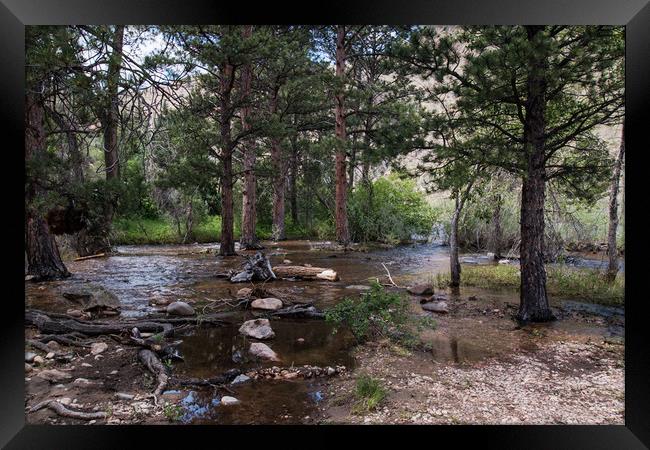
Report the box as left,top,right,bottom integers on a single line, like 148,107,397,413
138,349,169,399
240,25,261,250
491,192,503,259
334,26,350,245
272,265,339,281
517,26,554,323
449,195,462,287
30,400,107,421
219,60,236,256
25,88,71,281
289,134,299,225
100,25,124,235
606,124,625,282
270,87,286,241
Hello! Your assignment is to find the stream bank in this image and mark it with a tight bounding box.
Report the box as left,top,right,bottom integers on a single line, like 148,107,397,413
24,240,624,425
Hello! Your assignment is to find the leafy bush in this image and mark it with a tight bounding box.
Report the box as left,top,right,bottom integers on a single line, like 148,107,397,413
325,282,437,350
325,282,410,342
348,174,438,243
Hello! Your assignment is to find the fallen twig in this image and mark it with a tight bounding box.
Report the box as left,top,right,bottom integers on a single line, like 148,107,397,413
381,263,401,288
73,253,106,262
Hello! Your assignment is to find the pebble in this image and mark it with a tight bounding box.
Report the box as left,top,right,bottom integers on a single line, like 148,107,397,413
81,363,93,368
90,342,108,355
25,352,36,363
46,352,55,359
73,377,92,385
297,338,305,343
58,397,72,406
33,355,45,365
231,374,251,385
220,396,240,406
116,392,135,400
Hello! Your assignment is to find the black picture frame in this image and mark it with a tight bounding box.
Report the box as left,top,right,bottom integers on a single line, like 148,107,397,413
2,1,648,448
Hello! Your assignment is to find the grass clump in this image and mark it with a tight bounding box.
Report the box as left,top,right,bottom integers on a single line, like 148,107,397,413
352,374,387,413
163,403,183,422
325,282,437,349
435,264,623,306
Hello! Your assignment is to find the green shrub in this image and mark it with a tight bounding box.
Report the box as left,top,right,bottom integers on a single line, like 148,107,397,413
325,282,437,350
348,174,439,243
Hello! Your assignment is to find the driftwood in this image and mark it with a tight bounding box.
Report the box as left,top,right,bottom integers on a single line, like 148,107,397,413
230,252,276,283
381,263,402,288
272,265,339,281
26,310,174,337
270,305,325,319
73,253,106,262
29,399,106,421
171,369,241,388
138,349,169,401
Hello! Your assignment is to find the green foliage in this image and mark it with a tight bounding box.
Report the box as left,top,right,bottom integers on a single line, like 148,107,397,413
113,215,222,245
325,282,438,351
348,175,439,243
353,374,387,413
325,282,409,342
163,403,183,422
436,264,623,306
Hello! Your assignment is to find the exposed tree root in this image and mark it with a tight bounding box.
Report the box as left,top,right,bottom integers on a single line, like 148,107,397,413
29,399,106,421
138,349,169,403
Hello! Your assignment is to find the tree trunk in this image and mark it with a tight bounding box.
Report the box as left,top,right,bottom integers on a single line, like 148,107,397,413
334,26,350,245
240,25,260,250
102,24,124,192
269,87,286,241
606,124,625,282
25,88,70,281
289,133,299,225
449,195,462,287
517,26,554,323
219,61,236,257
491,192,503,259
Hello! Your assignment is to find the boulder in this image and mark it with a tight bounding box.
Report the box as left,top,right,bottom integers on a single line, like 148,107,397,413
220,396,240,406
166,301,195,316
239,319,275,340
249,342,280,362
420,295,448,304
251,298,283,311
421,302,449,314
37,369,71,383
407,284,434,296
62,284,121,315
498,259,510,265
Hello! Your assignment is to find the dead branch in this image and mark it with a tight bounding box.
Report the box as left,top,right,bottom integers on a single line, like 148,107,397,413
73,253,107,261
381,263,401,288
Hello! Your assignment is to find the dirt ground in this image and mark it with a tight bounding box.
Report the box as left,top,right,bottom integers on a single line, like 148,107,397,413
318,294,625,425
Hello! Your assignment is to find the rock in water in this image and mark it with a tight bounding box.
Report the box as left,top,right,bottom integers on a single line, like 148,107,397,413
250,298,283,311
249,342,280,361
61,284,121,316
220,396,240,406
421,302,449,313
407,284,434,296
239,319,275,339
166,301,195,316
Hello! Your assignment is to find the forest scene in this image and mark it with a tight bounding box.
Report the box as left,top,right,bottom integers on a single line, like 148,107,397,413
24,25,625,425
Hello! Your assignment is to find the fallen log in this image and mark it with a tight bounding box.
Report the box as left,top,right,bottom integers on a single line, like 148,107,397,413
29,399,106,421
138,349,169,400
26,310,174,337
270,305,325,319
73,253,107,262
272,265,339,281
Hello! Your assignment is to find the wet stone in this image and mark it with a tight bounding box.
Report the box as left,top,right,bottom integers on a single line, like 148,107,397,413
408,284,434,296
220,396,240,406
249,342,280,362
251,298,283,311
239,319,275,340
167,301,195,316
422,302,449,314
